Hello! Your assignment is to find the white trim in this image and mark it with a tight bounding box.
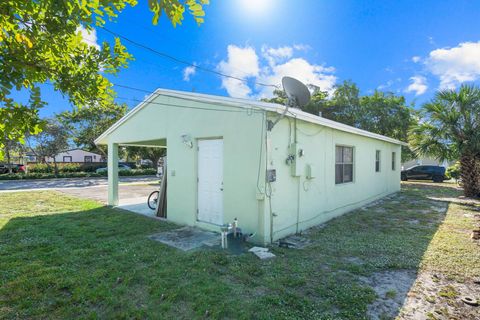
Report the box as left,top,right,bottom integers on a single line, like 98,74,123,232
95,88,407,146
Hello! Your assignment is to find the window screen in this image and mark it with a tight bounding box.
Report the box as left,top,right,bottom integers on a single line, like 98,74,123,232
392,152,396,170
375,150,381,172
335,146,354,184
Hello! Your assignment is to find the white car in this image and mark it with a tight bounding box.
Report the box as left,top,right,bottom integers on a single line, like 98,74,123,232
96,164,132,174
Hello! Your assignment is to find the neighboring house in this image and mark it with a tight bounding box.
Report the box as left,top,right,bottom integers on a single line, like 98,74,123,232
95,89,405,244
402,158,453,170
25,152,37,163
45,149,104,163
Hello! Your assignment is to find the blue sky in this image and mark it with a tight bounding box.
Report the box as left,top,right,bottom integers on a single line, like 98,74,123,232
26,0,480,117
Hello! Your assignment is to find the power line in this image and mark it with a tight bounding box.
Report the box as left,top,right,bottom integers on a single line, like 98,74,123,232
99,26,279,90
112,83,269,112
6,56,276,114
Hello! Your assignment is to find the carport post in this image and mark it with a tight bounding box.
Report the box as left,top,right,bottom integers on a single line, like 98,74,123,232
107,142,119,206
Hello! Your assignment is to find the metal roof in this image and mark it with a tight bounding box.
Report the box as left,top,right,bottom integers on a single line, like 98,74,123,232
95,88,407,146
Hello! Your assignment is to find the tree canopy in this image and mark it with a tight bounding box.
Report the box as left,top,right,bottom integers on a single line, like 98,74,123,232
27,118,69,176
57,103,128,155
0,0,209,159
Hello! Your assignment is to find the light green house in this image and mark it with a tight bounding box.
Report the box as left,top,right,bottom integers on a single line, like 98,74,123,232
95,89,405,244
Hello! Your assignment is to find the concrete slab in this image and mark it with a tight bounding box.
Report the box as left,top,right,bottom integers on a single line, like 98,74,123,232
116,197,156,218
149,226,219,251
249,246,275,259
58,184,159,205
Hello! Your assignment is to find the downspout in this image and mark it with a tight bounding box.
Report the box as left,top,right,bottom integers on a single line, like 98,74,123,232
294,117,301,234
266,123,273,244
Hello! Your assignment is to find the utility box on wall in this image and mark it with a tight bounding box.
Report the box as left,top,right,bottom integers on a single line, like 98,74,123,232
289,143,304,177
306,164,315,179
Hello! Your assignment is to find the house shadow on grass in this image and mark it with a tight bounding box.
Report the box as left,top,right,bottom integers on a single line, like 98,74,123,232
0,184,460,319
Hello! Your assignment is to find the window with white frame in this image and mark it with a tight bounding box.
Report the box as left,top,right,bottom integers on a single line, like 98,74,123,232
335,146,354,184
375,150,381,172
391,152,396,170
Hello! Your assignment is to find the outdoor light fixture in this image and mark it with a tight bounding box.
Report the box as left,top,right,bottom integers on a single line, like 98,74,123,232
181,134,193,148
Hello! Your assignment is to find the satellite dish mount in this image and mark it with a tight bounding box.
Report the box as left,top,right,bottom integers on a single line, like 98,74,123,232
267,76,311,131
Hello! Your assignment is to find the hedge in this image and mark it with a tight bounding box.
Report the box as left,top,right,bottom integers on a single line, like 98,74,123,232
27,162,138,173
0,168,157,180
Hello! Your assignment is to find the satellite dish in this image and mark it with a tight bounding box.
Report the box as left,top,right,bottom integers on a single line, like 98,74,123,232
282,76,311,108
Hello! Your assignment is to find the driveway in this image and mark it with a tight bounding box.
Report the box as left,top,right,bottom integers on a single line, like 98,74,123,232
0,176,161,217
0,176,159,191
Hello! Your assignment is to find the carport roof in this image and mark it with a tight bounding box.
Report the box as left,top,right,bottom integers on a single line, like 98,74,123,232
95,88,407,146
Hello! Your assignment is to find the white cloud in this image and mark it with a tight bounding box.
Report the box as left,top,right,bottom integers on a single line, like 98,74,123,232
183,65,196,81
405,76,428,96
411,56,421,63
293,44,311,51
263,46,293,60
378,80,394,90
425,41,480,89
217,44,336,99
257,58,336,98
77,25,100,50
217,45,260,98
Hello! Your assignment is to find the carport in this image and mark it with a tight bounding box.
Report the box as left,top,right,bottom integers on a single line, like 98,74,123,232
104,138,166,210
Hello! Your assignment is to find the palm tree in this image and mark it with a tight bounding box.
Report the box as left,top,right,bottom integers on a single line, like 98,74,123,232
409,85,480,197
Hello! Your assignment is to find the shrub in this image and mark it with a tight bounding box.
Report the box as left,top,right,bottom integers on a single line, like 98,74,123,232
0,172,103,180
27,163,52,173
60,163,82,173
445,161,461,180
0,167,156,180
27,163,108,173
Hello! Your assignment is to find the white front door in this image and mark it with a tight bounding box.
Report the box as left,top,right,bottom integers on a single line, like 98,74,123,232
197,139,224,225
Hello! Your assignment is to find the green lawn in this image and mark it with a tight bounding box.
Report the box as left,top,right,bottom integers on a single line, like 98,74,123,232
0,184,478,319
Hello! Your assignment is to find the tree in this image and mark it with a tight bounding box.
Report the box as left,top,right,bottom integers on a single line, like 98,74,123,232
127,146,166,168
0,137,23,173
57,103,128,155
322,80,361,126
409,85,480,197
358,91,417,161
28,119,69,177
0,0,209,159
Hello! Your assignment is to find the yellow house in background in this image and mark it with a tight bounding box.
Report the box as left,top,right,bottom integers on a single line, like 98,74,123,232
95,89,405,244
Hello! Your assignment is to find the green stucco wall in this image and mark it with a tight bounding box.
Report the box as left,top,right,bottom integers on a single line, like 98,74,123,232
266,115,401,242
101,94,401,245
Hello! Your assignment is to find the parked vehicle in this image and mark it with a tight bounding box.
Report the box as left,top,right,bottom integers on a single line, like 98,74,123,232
0,163,26,174
401,165,446,182
95,164,132,174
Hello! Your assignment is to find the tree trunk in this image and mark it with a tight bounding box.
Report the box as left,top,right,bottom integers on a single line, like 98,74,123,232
5,145,12,174
53,158,59,178
460,153,480,197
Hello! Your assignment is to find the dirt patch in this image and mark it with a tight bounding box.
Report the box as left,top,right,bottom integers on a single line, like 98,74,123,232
359,270,417,320
398,272,480,319
428,196,480,206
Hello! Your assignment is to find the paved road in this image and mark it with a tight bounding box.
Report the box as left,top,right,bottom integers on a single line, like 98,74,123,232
59,184,159,205
0,175,160,191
